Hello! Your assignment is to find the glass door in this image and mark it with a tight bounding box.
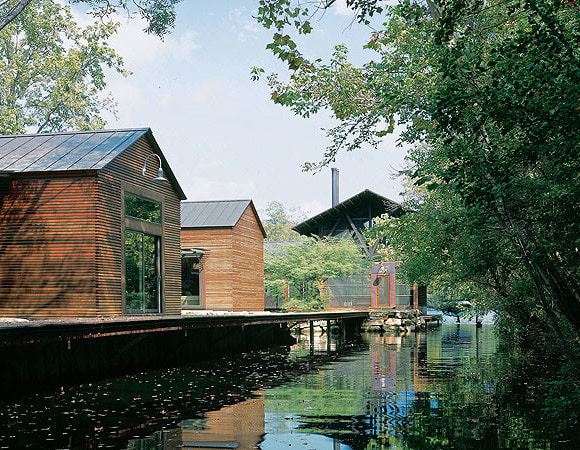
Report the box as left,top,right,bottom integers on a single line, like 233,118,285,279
125,230,161,313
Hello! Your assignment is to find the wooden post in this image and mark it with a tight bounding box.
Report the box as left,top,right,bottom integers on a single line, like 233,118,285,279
326,320,332,352
309,320,315,353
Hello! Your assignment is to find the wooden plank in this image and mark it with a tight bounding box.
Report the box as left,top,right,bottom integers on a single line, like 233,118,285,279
0,310,370,345
97,136,182,316
0,175,99,317
231,205,265,311
181,228,234,310
345,213,371,257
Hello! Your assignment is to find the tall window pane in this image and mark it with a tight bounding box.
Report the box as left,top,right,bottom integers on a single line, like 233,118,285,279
143,234,159,311
125,230,144,311
125,230,160,313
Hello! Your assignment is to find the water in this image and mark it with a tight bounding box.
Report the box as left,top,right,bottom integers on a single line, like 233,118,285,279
0,325,567,449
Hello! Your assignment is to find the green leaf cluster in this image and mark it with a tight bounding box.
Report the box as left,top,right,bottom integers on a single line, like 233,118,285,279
265,237,366,310
1,1,181,37
0,0,128,134
256,0,580,345
261,201,305,242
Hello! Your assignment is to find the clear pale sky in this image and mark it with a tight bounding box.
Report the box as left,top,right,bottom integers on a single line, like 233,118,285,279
89,0,407,216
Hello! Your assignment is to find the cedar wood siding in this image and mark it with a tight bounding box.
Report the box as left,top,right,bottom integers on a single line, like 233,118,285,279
180,204,264,311
180,227,234,310
96,136,182,315
232,206,264,311
0,173,98,317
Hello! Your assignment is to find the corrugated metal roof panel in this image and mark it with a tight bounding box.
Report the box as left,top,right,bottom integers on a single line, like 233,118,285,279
20,133,88,172
0,129,148,172
180,200,252,228
0,136,15,150
0,136,32,163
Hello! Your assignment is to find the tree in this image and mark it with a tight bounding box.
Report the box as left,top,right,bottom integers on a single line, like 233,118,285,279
265,237,365,310
0,0,181,36
0,0,127,134
255,1,580,338
262,201,304,242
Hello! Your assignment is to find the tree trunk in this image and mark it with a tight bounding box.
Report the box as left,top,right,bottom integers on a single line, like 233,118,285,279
0,0,32,31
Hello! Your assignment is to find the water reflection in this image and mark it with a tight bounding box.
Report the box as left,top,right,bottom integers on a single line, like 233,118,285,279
0,326,560,449
129,395,266,449
262,326,498,449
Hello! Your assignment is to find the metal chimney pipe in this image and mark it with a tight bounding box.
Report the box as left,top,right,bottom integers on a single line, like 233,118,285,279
331,168,339,207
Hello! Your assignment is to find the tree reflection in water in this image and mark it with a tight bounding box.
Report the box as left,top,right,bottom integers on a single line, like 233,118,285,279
0,326,576,449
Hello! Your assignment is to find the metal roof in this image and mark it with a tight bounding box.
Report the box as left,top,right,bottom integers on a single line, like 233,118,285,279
181,200,266,236
0,129,146,172
0,128,186,199
293,189,402,236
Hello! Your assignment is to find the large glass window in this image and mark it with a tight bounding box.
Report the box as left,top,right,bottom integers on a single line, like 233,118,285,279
125,193,161,224
181,256,201,307
125,230,160,313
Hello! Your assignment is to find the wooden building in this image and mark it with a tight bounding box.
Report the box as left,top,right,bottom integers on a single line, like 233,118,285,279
293,168,426,310
293,187,403,258
0,128,186,317
181,200,266,311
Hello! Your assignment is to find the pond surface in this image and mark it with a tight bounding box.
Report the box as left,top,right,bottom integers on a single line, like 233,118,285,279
0,325,564,449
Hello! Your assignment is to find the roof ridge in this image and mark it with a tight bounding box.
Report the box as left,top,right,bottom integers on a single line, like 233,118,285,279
0,128,149,139
181,199,251,204
292,188,402,234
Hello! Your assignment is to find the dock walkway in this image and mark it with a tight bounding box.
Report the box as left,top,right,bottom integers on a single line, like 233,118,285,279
0,310,369,346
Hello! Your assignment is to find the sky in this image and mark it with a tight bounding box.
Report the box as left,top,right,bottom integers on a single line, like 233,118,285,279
80,0,408,217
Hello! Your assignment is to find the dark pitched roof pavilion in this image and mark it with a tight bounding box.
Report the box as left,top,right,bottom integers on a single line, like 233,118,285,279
0,128,186,199
293,189,402,237
181,199,266,237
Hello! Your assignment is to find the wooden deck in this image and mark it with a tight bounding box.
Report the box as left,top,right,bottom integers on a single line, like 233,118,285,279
0,311,369,346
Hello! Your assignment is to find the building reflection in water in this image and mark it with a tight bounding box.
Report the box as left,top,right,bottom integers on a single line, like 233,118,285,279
128,393,265,449
127,326,491,450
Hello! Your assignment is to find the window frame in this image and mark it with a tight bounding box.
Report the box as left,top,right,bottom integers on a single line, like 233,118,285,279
124,191,163,227
181,249,205,310
124,229,162,314
181,254,204,310
121,185,164,315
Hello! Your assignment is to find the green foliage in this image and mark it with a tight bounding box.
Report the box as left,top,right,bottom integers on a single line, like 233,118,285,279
367,186,508,316
0,0,128,134
261,201,304,242
1,0,181,36
256,0,580,343
284,295,326,311
264,278,286,304
265,237,366,310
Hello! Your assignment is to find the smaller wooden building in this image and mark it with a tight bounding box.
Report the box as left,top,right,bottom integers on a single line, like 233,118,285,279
293,180,426,311
293,188,403,258
180,200,266,311
0,128,185,318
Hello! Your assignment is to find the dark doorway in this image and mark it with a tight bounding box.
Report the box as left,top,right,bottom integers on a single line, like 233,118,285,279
182,253,203,308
